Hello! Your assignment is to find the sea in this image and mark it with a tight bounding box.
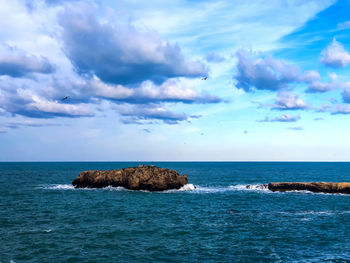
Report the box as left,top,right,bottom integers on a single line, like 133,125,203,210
1,162,350,263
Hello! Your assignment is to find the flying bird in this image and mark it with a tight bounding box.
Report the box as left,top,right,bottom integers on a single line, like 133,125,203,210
61,96,69,101
201,77,208,80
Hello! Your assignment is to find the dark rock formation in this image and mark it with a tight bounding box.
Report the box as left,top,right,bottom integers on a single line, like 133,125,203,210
72,165,188,191
268,182,350,194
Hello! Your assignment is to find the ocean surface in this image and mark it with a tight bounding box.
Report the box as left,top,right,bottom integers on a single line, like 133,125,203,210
1,162,350,263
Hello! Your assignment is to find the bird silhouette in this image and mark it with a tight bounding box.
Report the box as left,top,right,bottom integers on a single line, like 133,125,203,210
201,77,208,80
61,96,69,101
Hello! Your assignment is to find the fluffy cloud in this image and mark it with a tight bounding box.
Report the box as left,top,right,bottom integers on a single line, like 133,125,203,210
306,72,340,93
118,105,190,124
235,50,302,91
257,114,300,122
330,104,350,115
0,84,93,118
59,4,207,86
0,1,222,124
316,103,350,115
0,45,54,77
320,39,350,68
271,92,309,110
89,77,222,104
234,50,348,94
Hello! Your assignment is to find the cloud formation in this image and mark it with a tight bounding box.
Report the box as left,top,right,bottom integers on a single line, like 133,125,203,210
320,39,350,68
59,4,207,86
330,104,350,115
235,50,302,91
234,50,347,94
306,72,341,93
0,83,93,118
271,92,309,110
0,1,223,125
89,77,222,104
258,114,300,122
0,45,54,77
118,105,190,124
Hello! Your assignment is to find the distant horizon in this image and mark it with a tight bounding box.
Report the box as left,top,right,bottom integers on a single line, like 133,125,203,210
2,160,350,163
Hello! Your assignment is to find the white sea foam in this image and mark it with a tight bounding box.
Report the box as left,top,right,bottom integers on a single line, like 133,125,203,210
192,186,230,193
229,184,269,191
103,186,128,191
178,184,196,191
39,184,75,190
38,183,349,196
279,210,350,216
39,183,270,193
172,184,270,193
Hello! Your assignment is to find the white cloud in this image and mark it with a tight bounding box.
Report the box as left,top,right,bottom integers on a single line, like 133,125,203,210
116,104,190,124
330,104,350,115
59,3,207,85
258,114,300,122
27,95,93,117
272,92,309,110
0,83,93,118
306,72,341,92
0,44,54,77
320,39,350,68
235,50,302,91
90,77,221,104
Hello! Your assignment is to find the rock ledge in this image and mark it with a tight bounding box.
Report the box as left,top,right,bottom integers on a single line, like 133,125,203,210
72,165,188,191
268,182,350,194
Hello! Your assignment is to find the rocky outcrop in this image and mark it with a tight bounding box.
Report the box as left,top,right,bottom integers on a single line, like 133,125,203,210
268,182,350,194
72,165,188,191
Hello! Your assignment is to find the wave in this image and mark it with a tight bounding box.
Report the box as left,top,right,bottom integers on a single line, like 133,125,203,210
229,184,269,191
39,184,75,190
37,183,349,195
165,184,269,193
38,183,269,193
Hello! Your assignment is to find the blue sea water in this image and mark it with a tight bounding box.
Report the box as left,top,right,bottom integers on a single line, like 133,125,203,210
1,162,350,263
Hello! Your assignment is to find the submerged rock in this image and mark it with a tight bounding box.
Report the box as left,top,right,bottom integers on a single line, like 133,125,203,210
72,165,188,191
268,182,350,194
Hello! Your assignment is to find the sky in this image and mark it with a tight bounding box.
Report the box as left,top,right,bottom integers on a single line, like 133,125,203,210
1,0,350,161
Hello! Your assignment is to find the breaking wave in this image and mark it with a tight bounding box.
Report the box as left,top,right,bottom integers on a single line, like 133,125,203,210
39,184,75,190
38,183,269,193
37,183,348,195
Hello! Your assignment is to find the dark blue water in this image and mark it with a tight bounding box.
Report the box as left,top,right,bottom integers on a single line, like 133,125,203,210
1,162,350,262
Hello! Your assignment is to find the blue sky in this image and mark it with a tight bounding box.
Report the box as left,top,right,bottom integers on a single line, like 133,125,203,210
1,0,350,161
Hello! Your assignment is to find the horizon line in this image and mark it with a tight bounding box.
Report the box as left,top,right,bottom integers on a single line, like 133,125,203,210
1,160,350,163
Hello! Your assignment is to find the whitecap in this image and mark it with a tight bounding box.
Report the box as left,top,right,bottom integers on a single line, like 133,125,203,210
178,184,196,191
38,184,75,190
229,184,269,191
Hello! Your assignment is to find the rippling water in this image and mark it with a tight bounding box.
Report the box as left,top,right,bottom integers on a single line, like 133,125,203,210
1,162,350,262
